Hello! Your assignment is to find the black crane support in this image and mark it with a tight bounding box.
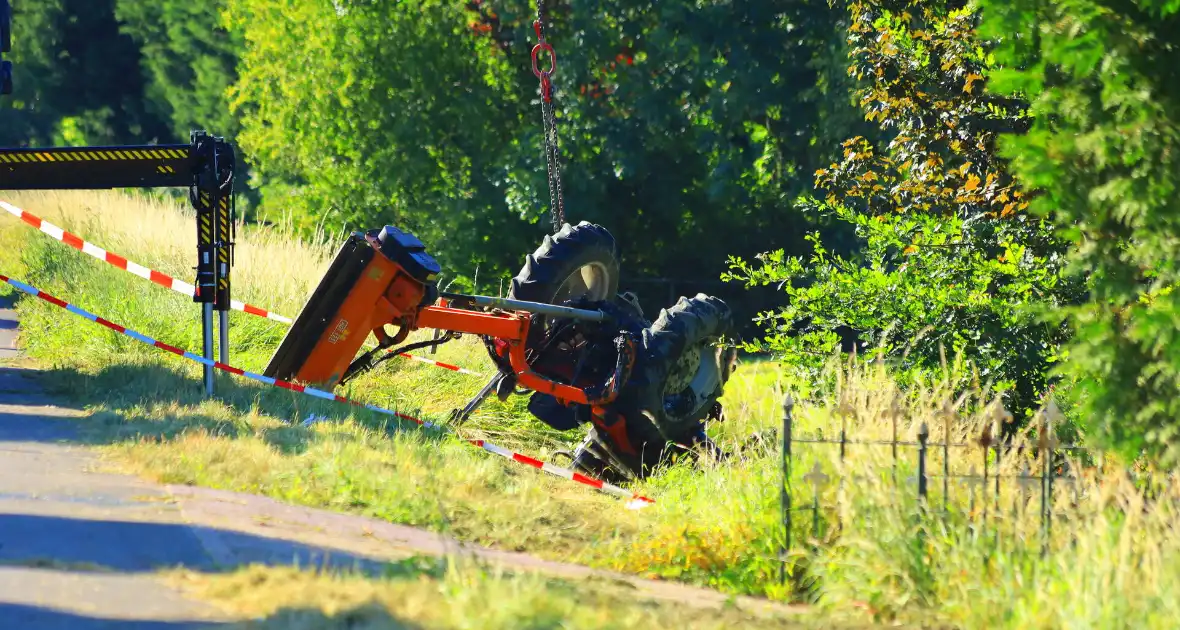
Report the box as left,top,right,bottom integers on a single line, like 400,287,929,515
0,132,238,396
0,6,234,396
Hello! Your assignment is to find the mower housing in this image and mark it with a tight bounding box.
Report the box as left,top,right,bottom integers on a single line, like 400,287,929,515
263,226,440,387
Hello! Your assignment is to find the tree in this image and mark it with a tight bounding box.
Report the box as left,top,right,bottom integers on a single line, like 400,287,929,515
0,0,169,147
980,0,1180,461
115,0,242,141
224,0,864,315
224,0,537,278
504,0,866,279
727,0,1083,418
116,0,253,208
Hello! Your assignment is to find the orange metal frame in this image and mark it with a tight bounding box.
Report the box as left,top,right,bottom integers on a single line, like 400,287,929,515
414,303,638,455
415,305,527,341
279,239,623,407
413,305,605,406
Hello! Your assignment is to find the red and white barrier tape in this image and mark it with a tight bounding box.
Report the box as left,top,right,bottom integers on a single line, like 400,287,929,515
469,440,653,507
0,200,293,324
0,272,652,507
398,352,480,376
1,199,480,377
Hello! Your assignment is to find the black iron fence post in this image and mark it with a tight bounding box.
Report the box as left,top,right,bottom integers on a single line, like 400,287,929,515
838,395,848,485
780,394,793,585
1043,415,1052,528
1039,403,1059,558
840,426,847,463
943,403,952,513
1018,462,1034,519
918,422,930,501
1067,463,1080,552
980,423,993,523
1044,456,1055,558
891,395,901,485
838,421,847,536
967,466,979,520
993,405,1010,516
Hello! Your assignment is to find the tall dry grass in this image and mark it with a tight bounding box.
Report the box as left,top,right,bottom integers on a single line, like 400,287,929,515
782,357,1180,628
4,189,336,313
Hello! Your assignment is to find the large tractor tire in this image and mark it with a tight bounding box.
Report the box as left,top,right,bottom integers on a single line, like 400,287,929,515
508,221,620,308
632,294,736,442
505,221,628,433
505,223,735,482
569,294,737,481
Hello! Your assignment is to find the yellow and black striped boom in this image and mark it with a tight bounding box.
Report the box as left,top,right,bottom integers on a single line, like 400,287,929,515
0,144,193,189
0,132,236,311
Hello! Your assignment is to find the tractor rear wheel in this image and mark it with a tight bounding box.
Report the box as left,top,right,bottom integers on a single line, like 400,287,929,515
505,222,625,435
508,221,620,309
568,294,737,481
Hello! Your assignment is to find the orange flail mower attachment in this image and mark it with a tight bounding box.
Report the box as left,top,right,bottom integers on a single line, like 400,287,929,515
264,227,441,387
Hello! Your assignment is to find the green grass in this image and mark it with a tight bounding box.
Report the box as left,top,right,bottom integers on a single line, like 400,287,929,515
0,190,792,594
2,190,1180,629
170,558,828,630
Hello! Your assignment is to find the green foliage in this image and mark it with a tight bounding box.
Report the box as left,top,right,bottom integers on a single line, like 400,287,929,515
0,0,170,146
980,0,1180,462
224,0,536,274
726,0,1083,418
115,0,256,208
115,0,241,139
513,0,868,276
223,0,865,288
3,1,869,325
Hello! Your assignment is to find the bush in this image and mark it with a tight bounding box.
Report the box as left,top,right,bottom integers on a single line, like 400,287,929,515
980,0,1180,464
726,0,1084,421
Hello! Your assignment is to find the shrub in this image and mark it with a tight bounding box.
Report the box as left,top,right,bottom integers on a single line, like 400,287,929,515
726,0,1084,420
980,0,1180,464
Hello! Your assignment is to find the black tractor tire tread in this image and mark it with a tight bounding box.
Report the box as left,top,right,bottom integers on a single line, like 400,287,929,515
644,295,731,368
635,293,734,439
508,221,620,305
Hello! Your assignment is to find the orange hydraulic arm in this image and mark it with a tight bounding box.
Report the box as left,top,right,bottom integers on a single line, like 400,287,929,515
415,305,629,406
415,305,526,341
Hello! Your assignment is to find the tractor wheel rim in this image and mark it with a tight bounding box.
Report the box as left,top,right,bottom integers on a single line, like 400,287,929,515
553,261,612,304
665,346,703,399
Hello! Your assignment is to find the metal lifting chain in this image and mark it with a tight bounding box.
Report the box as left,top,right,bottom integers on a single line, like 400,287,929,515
531,0,565,234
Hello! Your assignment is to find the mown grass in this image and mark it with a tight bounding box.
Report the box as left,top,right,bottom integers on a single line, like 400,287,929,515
170,557,828,630
2,190,1179,628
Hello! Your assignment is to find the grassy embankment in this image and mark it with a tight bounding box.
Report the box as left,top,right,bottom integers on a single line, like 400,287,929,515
2,190,1179,629
167,559,823,630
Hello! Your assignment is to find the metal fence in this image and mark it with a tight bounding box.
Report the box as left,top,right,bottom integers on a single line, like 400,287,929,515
774,394,1173,584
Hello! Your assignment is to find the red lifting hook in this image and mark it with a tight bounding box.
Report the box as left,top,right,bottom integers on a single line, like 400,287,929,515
531,20,556,101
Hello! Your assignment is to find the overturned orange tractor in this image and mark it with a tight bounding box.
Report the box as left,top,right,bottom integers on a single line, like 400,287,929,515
265,222,736,481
